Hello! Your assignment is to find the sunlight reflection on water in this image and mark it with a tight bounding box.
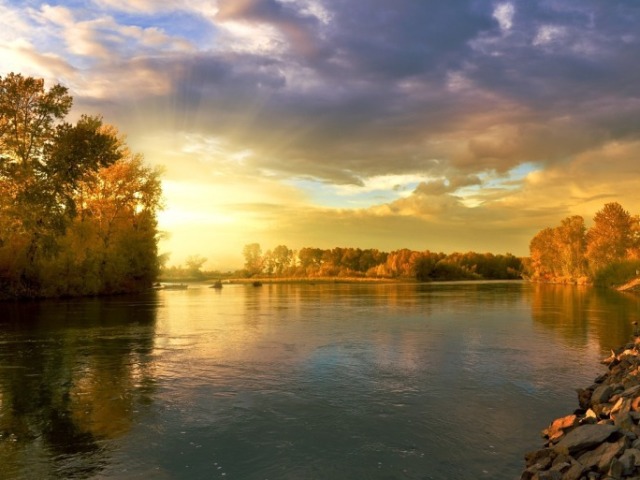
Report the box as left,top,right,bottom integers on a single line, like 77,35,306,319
1,282,640,479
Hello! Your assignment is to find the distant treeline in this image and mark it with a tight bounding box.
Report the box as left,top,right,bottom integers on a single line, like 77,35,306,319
241,243,523,281
526,202,640,286
0,73,162,299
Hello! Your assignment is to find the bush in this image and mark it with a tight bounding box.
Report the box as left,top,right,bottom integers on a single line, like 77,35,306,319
593,260,640,287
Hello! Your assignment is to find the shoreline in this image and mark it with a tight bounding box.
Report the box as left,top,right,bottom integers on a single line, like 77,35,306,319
522,338,640,479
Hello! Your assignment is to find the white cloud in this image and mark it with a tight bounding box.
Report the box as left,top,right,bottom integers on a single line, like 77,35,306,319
493,3,515,32
533,25,566,46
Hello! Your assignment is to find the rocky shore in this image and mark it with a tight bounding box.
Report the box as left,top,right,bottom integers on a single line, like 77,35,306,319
522,338,640,479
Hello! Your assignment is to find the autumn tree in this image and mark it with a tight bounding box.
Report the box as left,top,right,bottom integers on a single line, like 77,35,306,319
529,227,559,280
0,73,162,298
586,202,634,272
185,255,207,279
271,245,293,275
243,243,263,277
0,72,72,167
555,216,587,278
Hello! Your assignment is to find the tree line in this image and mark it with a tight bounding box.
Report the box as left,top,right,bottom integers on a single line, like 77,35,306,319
241,243,523,281
0,73,162,299
527,202,640,285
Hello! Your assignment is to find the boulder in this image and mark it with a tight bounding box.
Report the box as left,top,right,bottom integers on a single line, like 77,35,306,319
592,384,613,404
575,436,626,472
525,448,556,468
543,414,579,443
618,448,640,475
554,424,619,454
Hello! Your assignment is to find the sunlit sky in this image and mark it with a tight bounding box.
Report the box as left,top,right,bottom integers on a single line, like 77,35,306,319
3,1,640,269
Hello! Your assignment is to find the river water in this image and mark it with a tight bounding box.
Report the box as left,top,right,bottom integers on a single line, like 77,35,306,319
1,281,639,479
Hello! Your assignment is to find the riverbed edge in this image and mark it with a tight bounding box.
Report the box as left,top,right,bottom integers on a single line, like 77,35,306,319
522,338,640,479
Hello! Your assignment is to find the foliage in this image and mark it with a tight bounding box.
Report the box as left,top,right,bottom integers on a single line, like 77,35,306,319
0,73,162,298
592,260,640,288
527,202,640,285
242,243,263,277
586,203,634,273
185,255,207,279
239,244,522,281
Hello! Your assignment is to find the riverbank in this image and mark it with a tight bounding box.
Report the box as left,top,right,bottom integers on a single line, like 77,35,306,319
522,338,640,479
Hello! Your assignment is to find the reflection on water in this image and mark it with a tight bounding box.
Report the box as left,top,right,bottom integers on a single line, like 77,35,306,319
530,283,640,350
0,296,157,479
1,283,639,479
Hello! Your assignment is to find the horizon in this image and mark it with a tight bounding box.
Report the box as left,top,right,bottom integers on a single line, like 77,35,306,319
3,1,640,270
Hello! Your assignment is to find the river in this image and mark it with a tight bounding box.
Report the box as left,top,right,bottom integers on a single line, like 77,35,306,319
1,281,639,479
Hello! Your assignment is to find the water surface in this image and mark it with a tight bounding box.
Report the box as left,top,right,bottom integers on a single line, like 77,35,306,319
1,281,639,479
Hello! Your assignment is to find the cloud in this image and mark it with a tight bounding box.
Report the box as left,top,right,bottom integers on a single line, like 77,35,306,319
493,3,515,31
3,0,640,263
215,0,325,58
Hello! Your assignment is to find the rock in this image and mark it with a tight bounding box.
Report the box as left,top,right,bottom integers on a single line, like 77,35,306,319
576,437,626,472
543,415,579,442
533,471,562,480
614,411,635,430
611,397,632,419
592,385,614,404
560,461,585,480
554,424,619,454
618,448,639,475
608,456,624,479
622,385,640,399
525,448,556,468
521,340,640,479
578,388,593,409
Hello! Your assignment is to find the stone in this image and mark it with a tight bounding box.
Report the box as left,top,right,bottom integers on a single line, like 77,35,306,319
592,385,614,404
543,415,579,442
614,411,634,430
618,448,638,475
561,462,585,480
586,409,598,419
611,397,623,411
533,471,562,480
576,437,626,472
551,453,572,467
608,456,624,479
623,447,640,467
578,388,593,409
622,385,640,399
555,424,619,454
525,448,556,468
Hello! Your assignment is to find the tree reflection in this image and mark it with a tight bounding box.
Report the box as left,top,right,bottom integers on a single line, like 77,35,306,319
530,284,640,351
0,294,157,478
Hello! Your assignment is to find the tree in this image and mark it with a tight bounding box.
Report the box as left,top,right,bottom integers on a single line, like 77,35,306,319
0,72,72,168
0,74,74,278
529,227,559,280
243,243,263,277
0,73,162,298
185,255,207,279
586,202,633,272
555,215,587,278
271,245,293,275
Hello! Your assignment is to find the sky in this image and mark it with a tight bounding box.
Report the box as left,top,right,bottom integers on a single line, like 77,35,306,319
2,0,640,269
